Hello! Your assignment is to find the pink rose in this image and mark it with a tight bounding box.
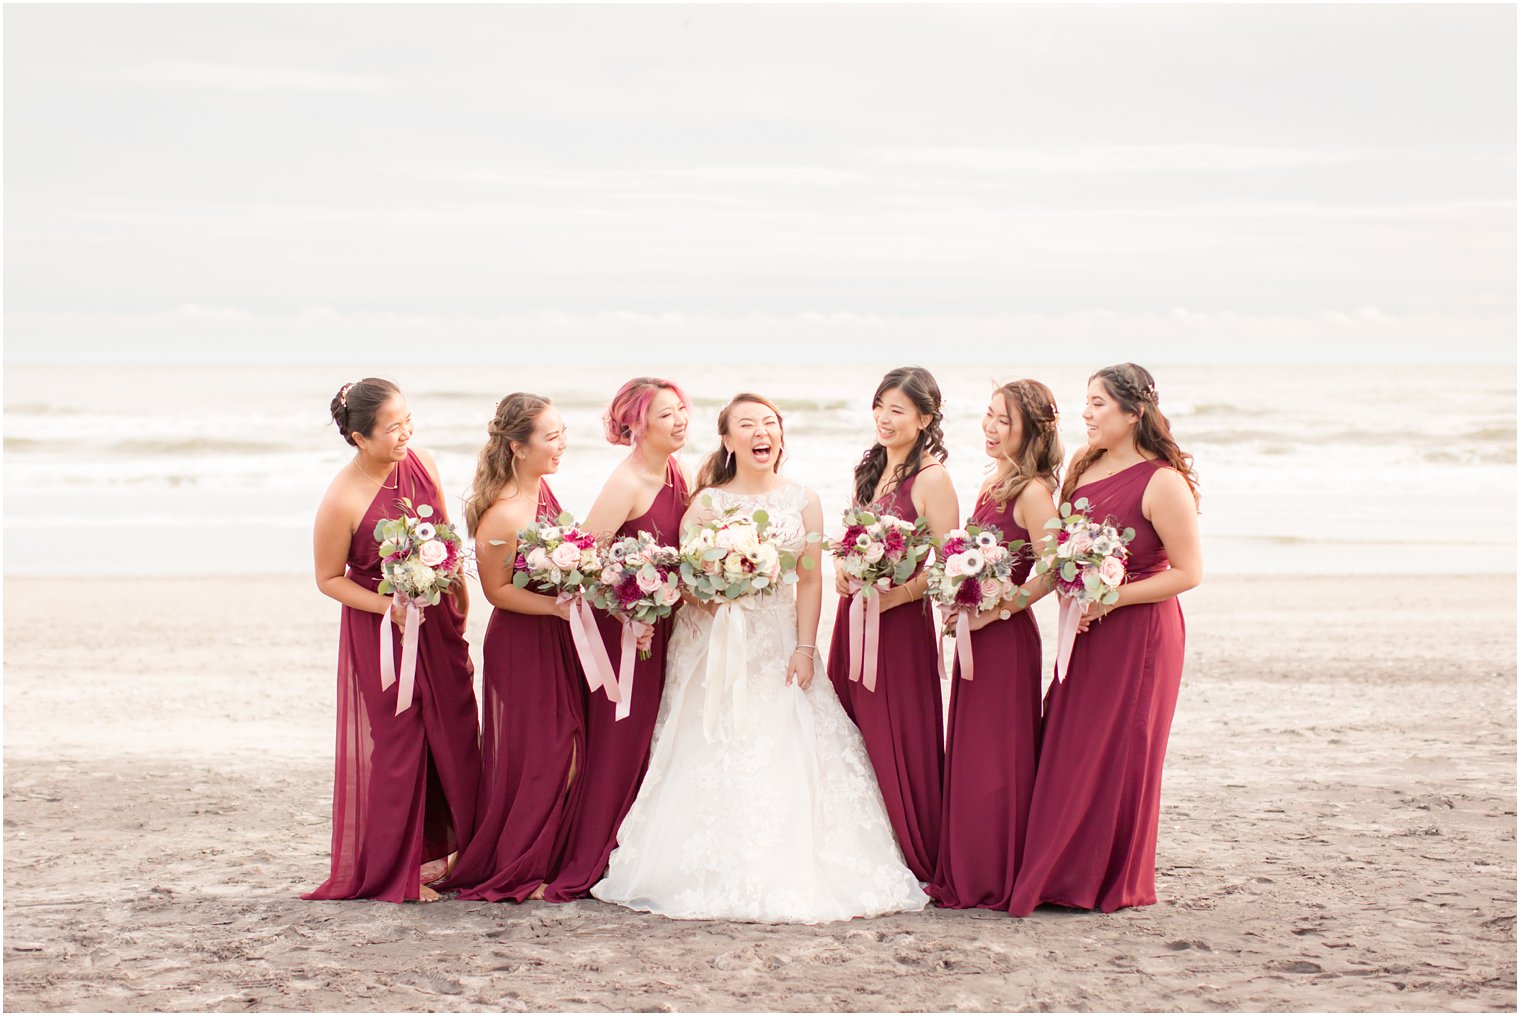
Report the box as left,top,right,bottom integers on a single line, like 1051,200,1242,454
1070,530,1095,556
601,567,621,586
418,539,448,567
550,542,581,569
636,569,662,593
655,584,682,607
1098,555,1126,588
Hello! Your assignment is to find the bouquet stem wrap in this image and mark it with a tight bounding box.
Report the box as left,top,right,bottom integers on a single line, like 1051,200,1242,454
559,592,620,706
702,603,748,742
845,579,884,693
615,618,653,722
1054,596,1087,684
379,595,422,716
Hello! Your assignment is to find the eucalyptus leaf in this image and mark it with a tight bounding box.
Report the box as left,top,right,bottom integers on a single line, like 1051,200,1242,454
1060,561,1077,582
512,572,530,589
1122,527,1136,542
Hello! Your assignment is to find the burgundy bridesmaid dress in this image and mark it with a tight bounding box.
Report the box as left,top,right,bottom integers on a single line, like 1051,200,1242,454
544,460,688,901
825,466,944,883
305,449,482,903
927,491,1042,910
446,482,589,903
1008,460,1187,915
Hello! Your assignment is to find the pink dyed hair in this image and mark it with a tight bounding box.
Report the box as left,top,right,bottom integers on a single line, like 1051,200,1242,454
602,377,692,446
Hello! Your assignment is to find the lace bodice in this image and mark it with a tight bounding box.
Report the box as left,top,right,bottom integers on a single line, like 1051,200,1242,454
703,480,810,555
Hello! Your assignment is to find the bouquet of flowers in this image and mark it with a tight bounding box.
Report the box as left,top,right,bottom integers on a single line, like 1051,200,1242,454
828,508,932,691
373,498,464,715
511,511,603,597
677,498,800,603
924,522,1026,682
509,511,620,705
1036,496,1135,682
588,532,684,722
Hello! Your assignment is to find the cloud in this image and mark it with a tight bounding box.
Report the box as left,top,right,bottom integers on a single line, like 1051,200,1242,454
80,62,385,93
870,144,1370,175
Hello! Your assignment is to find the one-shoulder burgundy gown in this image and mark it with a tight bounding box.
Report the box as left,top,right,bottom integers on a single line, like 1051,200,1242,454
825,466,944,883
446,481,589,902
305,449,482,903
545,460,688,901
927,490,1042,910
1009,460,1187,915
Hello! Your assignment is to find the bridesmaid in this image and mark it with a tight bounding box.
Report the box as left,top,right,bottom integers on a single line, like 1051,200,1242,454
927,379,1062,911
444,393,587,903
306,378,481,903
1008,363,1202,915
825,365,958,883
543,378,692,902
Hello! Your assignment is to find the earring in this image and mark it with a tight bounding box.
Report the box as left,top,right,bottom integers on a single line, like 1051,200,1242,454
724,447,734,470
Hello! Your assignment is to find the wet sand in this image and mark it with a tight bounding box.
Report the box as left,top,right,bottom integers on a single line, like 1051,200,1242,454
3,574,1515,1012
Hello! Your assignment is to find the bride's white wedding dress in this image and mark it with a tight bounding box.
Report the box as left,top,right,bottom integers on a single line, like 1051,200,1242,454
591,480,929,924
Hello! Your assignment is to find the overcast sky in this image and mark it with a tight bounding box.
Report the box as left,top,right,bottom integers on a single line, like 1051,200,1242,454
4,4,1515,363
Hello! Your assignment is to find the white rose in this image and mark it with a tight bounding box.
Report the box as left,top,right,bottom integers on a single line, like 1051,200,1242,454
944,552,969,578
714,527,738,549
862,541,886,563
418,539,448,567
406,559,437,590
550,542,580,569
579,548,600,572
526,547,550,572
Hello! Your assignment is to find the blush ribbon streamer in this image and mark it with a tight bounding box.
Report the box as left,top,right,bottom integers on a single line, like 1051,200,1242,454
379,594,422,716
559,592,621,706
1054,595,1087,684
845,579,885,693
614,618,653,722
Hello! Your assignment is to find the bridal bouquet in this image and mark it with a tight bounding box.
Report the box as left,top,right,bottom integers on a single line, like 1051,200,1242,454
588,532,683,722
509,512,620,706
373,498,464,715
828,508,932,692
924,522,1026,682
677,498,799,603
1036,496,1135,683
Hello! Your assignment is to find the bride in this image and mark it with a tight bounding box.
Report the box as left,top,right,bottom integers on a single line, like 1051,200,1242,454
592,393,930,924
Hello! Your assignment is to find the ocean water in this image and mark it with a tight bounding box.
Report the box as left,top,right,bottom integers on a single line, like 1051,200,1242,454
3,361,1514,577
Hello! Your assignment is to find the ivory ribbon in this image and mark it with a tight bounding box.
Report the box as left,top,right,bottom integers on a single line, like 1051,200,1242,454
379,594,422,716
702,602,748,742
845,579,885,693
1053,596,1087,684
559,592,621,706
614,618,653,722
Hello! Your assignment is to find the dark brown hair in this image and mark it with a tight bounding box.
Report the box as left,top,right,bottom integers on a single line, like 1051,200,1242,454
1062,363,1199,507
464,393,552,536
988,378,1063,510
329,378,400,447
695,393,785,493
852,366,948,507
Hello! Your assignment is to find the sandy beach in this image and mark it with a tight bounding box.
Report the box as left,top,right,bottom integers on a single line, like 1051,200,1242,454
3,573,1515,1012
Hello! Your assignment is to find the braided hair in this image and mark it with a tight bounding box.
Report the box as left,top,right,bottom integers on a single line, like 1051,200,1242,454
463,393,552,536
987,378,1063,510
852,367,948,507
1061,363,1199,507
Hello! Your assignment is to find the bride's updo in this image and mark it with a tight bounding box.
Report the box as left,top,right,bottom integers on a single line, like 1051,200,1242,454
695,392,785,493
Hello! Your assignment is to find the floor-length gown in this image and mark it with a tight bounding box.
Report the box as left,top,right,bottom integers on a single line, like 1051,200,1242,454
1008,460,1187,915
545,460,688,901
305,449,482,903
592,481,929,923
824,467,944,882
445,482,588,903
926,490,1042,910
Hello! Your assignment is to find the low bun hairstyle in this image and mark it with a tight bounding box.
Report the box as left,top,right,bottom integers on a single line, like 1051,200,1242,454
464,392,552,537
852,366,948,507
694,393,785,493
1062,363,1199,507
330,378,401,447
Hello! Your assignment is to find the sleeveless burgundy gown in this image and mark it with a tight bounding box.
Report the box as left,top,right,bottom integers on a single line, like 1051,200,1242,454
446,482,589,903
544,460,689,901
825,466,944,883
927,490,1042,910
1008,460,1187,915
305,449,482,903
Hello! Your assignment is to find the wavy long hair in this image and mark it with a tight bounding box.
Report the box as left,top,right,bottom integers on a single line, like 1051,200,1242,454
464,392,552,536
852,366,948,507
694,392,785,493
987,378,1063,510
1062,363,1199,507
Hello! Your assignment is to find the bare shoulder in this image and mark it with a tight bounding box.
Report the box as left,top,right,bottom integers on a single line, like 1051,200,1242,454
476,492,537,542
913,461,955,495
317,464,370,529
